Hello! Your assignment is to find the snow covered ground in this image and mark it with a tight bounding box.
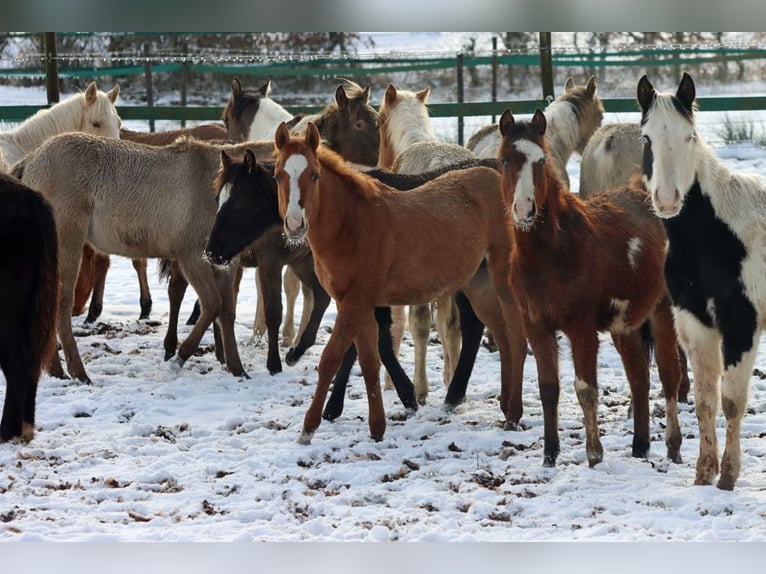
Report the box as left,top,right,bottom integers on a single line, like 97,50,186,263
2,34,766,548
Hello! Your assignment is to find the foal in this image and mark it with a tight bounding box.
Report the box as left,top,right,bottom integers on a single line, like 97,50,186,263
498,108,683,468
639,72,766,490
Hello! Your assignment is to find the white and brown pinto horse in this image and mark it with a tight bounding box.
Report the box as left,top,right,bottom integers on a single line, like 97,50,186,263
0,81,120,173
639,72,766,490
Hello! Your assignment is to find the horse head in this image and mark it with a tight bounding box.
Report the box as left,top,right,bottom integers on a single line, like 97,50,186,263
205,148,281,266
274,121,322,244
498,108,551,231
222,77,292,142
638,72,698,218
376,83,433,169
319,80,379,166
80,81,121,139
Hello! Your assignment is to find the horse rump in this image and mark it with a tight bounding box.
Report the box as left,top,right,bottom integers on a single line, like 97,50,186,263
0,174,59,442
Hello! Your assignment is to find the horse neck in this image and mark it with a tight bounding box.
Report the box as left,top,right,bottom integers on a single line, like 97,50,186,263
384,103,437,160
249,98,293,140
544,100,581,164
7,95,84,155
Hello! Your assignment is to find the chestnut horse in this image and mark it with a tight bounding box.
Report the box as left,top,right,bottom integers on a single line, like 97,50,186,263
73,122,232,324
498,108,683,468
638,72,766,490
274,121,526,443
0,173,59,442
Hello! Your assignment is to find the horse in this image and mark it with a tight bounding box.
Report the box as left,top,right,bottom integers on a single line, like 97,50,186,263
497,107,684,469
274,121,526,443
466,76,603,188
578,122,642,199
0,81,121,173
0,173,59,443
12,133,250,383
638,72,766,490
376,82,478,404
220,76,380,348
72,122,232,324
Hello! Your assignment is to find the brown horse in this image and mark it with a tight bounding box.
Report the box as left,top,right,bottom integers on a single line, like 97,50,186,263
273,121,526,443
73,122,232,323
497,108,683,468
0,173,59,442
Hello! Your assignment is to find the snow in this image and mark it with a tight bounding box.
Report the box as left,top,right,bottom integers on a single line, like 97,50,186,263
2,34,766,550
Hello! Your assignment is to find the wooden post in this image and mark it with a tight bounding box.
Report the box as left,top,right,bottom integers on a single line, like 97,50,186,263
143,42,155,132
43,32,60,104
456,51,464,146
539,32,554,102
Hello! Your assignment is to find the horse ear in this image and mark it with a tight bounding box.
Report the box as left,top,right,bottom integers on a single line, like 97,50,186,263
498,108,514,137
531,109,547,135
220,150,233,167
275,122,290,150
416,86,431,103
585,75,597,96
636,75,656,113
231,77,242,97
564,77,576,93
84,81,98,104
259,79,272,98
362,84,371,104
306,122,321,151
106,84,120,103
676,72,696,112
335,84,349,108
244,149,257,174
384,84,398,106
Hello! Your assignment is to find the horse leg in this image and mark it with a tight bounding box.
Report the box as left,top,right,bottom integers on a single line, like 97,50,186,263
257,263,284,375
213,265,248,378
132,258,152,320
435,294,461,387
353,311,387,442
717,329,759,490
296,281,314,344
253,270,266,340
527,325,561,466
678,347,691,404
85,253,110,324
375,306,418,411
163,262,188,360
649,298,683,463
384,305,406,390
285,256,331,366
611,329,651,459
675,314,723,486
323,344,358,422
282,266,300,347
568,327,602,467
409,303,432,404
443,290,484,411
72,244,95,316
300,299,367,444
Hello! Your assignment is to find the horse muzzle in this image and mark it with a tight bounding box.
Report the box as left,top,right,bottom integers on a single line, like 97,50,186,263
203,248,232,268
283,221,308,244
512,200,537,231
650,188,682,219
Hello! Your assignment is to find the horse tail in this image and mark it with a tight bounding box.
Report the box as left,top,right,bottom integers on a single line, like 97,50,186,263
640,320,655,363
157,258,174,284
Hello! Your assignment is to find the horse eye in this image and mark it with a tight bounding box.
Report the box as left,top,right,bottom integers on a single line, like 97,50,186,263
355,120,365,130
311,172,319,182
641,135,650,144
273,175,281,183
685,132,696,143
537,158,546,166
501,158,509,167
92,121,101,128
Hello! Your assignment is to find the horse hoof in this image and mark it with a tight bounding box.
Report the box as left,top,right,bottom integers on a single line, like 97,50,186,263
503,419,520,431
233,370,250,380
297,431,313,445
267,363,283,375
716,475,736,491
285,347,305,366
543,455,557,468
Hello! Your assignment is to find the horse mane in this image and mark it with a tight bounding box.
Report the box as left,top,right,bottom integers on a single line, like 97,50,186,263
379,87,436,153
3,92,88,151
544,88,602,158
317,146,382,200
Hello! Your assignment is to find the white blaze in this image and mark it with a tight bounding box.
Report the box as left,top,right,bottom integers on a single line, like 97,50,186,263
512,139,545,220
217,183,232,213
284,154,308,231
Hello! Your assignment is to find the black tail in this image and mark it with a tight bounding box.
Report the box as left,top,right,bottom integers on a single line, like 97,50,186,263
640,320,655,362
157,258,174,283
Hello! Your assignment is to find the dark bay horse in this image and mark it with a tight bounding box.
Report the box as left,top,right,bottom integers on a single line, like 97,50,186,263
273,121,526,443
0,173,59,442
498,108,683,468
638,72,766,490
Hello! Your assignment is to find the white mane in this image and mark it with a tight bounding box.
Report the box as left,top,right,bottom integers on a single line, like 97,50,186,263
544,99,582,164
248,98,293,141
383,89,437,159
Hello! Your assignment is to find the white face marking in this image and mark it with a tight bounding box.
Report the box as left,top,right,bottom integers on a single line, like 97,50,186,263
248,98,293,141
627,237,642,270
511,139,545,224
283,154,308,232
217,183,231,213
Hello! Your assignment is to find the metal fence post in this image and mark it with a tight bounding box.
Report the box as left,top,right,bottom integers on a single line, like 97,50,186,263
457,51,464,145
43,32,60,104
539,32,554,102
143,42,155,132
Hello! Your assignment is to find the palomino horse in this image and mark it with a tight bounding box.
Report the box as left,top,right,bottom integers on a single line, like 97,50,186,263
638,72,766,490
0,81,121,173
219,77,380,348
274,121,526,443
376,82,477,404
13,133,249,383
72,122,232,324
498,108,683,468
467,76,603,188
0,173,59,442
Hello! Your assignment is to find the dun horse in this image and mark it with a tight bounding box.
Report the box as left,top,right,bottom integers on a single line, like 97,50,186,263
0,174,59,443
638,72,766,490
498,108,683,468
73,122,231,324
0,81,121,173
467,76,603,188
578,122,642,199
274,121,526,443
13,133,249,383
